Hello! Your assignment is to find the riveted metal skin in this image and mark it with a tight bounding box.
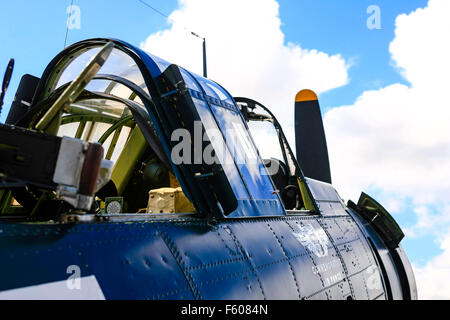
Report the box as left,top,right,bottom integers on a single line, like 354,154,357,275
0,208,414,300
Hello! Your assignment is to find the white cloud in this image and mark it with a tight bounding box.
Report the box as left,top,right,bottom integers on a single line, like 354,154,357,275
323,0,450,299
325,83,450,204
413,231,450,299
389,0,450,92
140,0,349,127
324,0,450,207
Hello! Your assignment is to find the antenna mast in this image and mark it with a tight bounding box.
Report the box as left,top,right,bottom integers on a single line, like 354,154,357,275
138,0,208,78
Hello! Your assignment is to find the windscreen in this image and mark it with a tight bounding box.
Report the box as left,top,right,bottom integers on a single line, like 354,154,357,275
53,47,147,97
180,68,280,202
248,121,285,161
42,46,148,164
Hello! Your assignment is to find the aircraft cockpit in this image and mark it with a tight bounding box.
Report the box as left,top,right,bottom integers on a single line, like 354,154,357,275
48,45,181,216
236,98,313,212
0,39,315,222
0,42,193,220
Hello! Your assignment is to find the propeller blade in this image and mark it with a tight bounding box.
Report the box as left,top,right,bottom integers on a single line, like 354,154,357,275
2,59,14,92
0,59,15,108
294,89,332,184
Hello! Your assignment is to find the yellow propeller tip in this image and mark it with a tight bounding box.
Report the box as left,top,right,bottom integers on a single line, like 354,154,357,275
295,89,318,102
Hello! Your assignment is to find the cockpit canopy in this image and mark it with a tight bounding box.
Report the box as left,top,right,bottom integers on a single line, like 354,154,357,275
2,38,311,220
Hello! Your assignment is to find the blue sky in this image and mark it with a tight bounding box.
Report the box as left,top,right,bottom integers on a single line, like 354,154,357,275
277,0,428,109
0,0,447,298
0,0,427,114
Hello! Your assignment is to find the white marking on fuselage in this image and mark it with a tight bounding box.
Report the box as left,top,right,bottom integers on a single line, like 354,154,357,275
366,265,382,291
312,259,341,276
0,275,105,300
293,223,329,258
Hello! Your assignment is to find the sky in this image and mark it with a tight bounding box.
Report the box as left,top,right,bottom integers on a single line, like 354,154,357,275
0,0,448,299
